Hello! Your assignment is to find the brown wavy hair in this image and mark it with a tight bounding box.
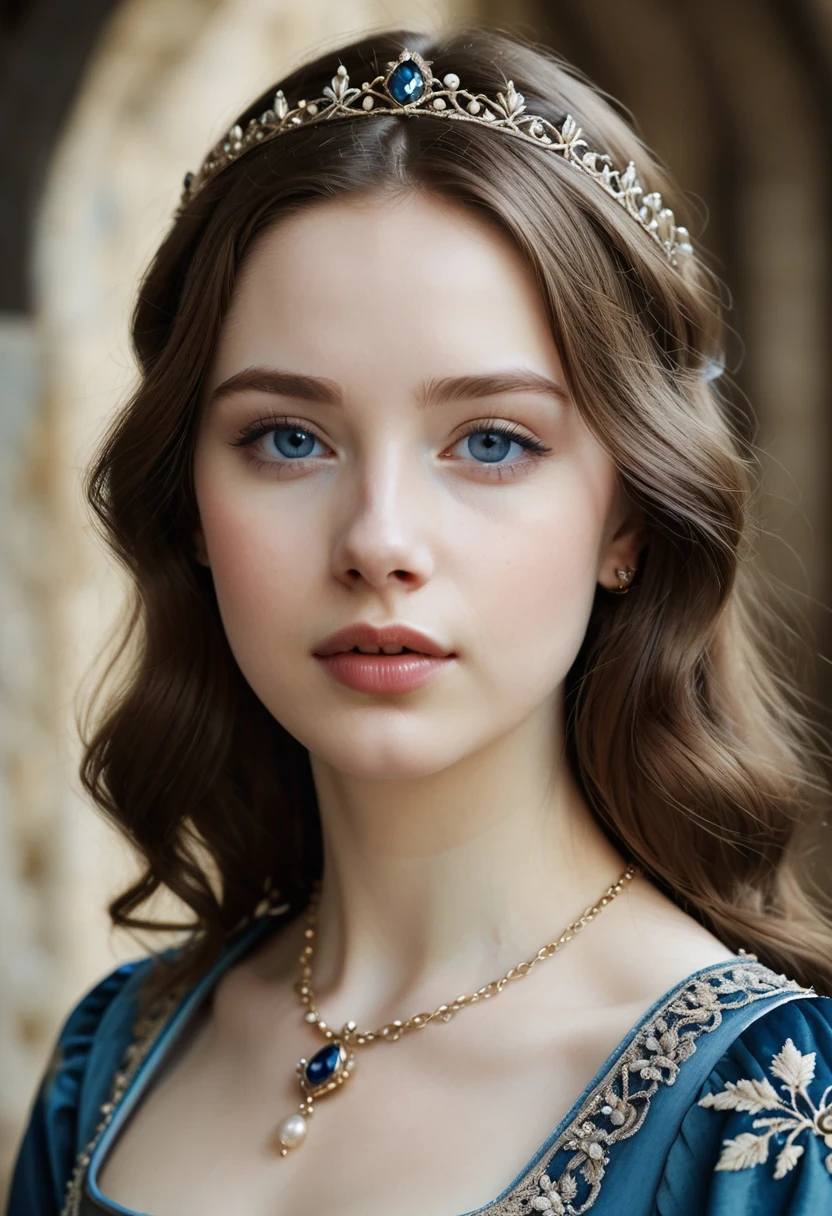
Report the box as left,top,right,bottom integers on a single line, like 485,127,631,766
79,25,832,1000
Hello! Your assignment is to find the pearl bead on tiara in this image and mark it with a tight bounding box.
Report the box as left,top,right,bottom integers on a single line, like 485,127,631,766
177,48,694,269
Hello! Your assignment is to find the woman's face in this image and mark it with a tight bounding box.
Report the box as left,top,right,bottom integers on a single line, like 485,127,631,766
193,190,642,777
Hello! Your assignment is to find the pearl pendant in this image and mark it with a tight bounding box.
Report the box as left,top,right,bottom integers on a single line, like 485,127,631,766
276,1111,308,1154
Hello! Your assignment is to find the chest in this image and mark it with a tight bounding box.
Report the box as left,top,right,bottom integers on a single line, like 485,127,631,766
94,1000,645,1216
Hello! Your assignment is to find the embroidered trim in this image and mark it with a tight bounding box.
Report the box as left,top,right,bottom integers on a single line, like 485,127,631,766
698,1035,832,1180
489,962,812,1215
60,986,183,1216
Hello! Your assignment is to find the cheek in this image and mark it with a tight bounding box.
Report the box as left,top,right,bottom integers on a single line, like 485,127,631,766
193,464,321,675
458,474,606,701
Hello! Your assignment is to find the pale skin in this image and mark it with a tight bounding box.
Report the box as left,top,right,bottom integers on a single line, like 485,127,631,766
99,190,736,1216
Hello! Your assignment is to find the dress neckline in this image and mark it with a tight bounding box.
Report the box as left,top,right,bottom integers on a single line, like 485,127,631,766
77,907,799,1216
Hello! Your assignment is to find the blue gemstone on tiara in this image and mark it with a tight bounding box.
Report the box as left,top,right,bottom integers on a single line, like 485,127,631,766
305,1043,341,1086
387,60,425,105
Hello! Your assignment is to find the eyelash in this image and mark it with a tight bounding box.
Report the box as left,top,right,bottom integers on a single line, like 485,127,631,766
229,414,553,480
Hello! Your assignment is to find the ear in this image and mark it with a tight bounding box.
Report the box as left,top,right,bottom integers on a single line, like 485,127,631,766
598,492,647,593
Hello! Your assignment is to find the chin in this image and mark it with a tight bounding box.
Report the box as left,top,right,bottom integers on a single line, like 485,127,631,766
302,720,477,780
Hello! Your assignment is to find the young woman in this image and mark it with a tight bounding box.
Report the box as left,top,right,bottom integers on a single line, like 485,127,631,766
7,25,832,1216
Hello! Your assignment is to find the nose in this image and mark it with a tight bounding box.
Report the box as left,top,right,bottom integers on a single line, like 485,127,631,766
329,446,435,593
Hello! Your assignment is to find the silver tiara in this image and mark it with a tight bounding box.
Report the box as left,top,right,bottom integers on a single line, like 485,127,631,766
177,48,694,268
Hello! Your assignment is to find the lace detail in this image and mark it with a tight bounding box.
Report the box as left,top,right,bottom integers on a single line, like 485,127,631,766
698,1036,832,1180
489,962,811,1215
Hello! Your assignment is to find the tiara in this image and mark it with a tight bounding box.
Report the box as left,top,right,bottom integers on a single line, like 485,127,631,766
177,48,694,268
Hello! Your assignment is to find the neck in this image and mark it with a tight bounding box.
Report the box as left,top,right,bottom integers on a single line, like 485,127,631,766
294,699,629,1030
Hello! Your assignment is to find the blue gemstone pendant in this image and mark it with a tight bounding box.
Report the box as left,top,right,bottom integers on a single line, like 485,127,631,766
296,1036,356,1098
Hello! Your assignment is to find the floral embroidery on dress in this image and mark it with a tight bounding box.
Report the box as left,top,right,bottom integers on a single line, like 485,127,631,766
491,962,812,1215
698,1036,832,1179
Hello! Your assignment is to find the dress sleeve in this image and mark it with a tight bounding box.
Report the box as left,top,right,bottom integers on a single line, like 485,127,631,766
656,993,832,1215
4,961,148,1216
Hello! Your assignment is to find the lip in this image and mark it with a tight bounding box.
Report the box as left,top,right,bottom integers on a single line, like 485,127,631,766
313,622,454,658
314,651,456,695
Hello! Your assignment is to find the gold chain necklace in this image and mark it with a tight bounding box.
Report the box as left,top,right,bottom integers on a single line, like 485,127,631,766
273,862,638,1155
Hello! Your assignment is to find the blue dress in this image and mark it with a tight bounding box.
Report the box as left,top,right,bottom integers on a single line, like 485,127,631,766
6,902,832,1216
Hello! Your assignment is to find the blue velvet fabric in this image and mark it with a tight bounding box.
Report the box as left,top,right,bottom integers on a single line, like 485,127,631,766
656,997,832,1215
5,958,154,1215
5,919,832,1216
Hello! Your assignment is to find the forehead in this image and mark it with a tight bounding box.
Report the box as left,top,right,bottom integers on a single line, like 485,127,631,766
207,190,565,392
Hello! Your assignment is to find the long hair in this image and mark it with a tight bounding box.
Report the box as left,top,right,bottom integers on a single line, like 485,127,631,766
79,25,832,999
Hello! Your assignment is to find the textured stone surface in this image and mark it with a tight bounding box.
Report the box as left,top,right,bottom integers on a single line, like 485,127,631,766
0,315,57,1183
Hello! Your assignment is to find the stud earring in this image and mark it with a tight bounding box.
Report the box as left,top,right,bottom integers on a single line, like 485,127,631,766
611,566,635,594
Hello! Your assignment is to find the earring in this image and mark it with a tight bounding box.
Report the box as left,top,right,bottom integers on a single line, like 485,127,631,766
611,566,635,595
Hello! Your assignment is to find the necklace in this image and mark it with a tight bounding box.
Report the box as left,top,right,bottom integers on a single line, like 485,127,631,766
273,861,639,1156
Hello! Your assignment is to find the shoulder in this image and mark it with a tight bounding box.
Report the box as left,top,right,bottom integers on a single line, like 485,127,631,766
5,956,157,1215
657,990,832,1215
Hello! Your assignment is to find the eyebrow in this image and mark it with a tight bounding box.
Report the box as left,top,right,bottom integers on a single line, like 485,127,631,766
206,366,571,411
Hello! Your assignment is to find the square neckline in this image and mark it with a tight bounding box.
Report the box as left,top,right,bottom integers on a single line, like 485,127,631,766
83,906,747,1216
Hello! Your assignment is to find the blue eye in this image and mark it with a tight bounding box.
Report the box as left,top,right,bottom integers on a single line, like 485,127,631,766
449,420,552,473
266,426,323,460
230,419,327,465
457,427,541,464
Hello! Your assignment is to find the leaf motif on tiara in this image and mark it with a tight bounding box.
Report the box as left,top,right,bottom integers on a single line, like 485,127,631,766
578,150,602,173
495,81,526,121
618,161,644,210
559,115,584,149
274,90,288,121
322,86,359,109
331,66,349,100
639,191,663,223
619,162,638,188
